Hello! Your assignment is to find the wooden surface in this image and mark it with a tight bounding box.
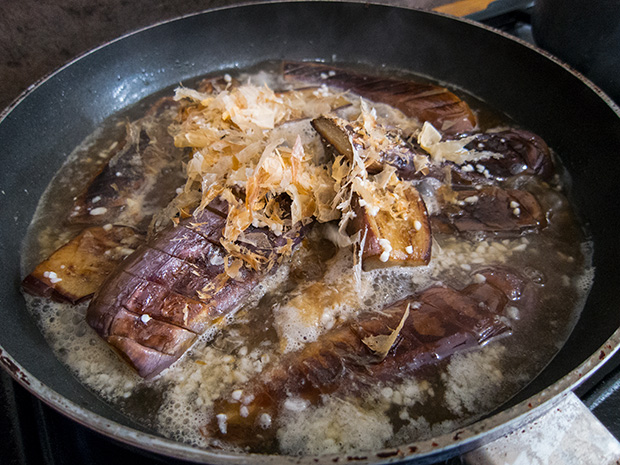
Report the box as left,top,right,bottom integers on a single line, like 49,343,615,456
434,0,495,16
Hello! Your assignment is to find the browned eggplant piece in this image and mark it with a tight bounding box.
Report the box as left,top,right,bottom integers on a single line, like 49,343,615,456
455,129,554,183
311,115,356,160
310,116,431,269
311,116,553,188
432,186,546,236
347,186,432,270
86,203,306,379
284,62,477,135
21,226,144,304
206,267,527,450
67,96,187,231
311,115,428,176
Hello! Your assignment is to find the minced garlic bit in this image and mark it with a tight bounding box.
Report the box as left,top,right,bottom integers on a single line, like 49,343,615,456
283,397,310,412
505,305,520,320
258,413,272,429
89,207,108,216
378,238,392,262
216,413,228,434
43,271,63,284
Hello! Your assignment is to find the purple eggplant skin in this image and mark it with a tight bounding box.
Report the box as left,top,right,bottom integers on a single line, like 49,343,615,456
206,267,529,451
431,186,546,238
86,203,305,379
68,97,187,231
385,130,553,186
461,129,554,181
283,62,477,135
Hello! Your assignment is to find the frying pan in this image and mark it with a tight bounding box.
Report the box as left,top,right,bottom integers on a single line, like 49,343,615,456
1,2,620,463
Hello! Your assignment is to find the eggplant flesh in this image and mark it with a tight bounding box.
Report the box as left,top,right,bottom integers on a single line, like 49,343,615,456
206,267,526,451
86,203,305,379
348,189,432,270
22,226,144,304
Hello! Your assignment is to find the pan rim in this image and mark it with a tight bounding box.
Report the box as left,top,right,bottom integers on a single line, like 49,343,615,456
2,328,618,463
2,1,619,123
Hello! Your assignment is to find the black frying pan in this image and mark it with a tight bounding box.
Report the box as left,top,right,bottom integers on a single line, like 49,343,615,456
1,2,620,463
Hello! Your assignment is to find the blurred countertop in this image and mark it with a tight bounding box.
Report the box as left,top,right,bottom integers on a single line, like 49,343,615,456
0,0,492,111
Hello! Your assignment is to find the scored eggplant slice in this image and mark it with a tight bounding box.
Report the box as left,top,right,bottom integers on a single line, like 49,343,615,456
461,129,554,181
432,186,547,237
348,186,432,270
22,225,144,304
206,267,529,451
68,96,187,231
86,202,306,379
284,62,477,135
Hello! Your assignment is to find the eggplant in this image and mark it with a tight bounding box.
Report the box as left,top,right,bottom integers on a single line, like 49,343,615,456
284,62,477,135
311,114,428,176
206,267,527,451
431,186,546,236
348,187,432,270
311,115,552,189
68,96,187,231
310,115,432,269
21,225,144,304
86,202,306,379
459,129,554,182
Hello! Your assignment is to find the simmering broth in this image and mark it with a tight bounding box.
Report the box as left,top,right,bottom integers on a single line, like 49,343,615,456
21,62,593,455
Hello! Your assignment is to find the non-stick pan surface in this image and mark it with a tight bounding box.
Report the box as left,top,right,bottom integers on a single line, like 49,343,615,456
1,2,620,463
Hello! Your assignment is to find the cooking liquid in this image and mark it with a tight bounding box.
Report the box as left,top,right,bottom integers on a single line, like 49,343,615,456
21,63,593,455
